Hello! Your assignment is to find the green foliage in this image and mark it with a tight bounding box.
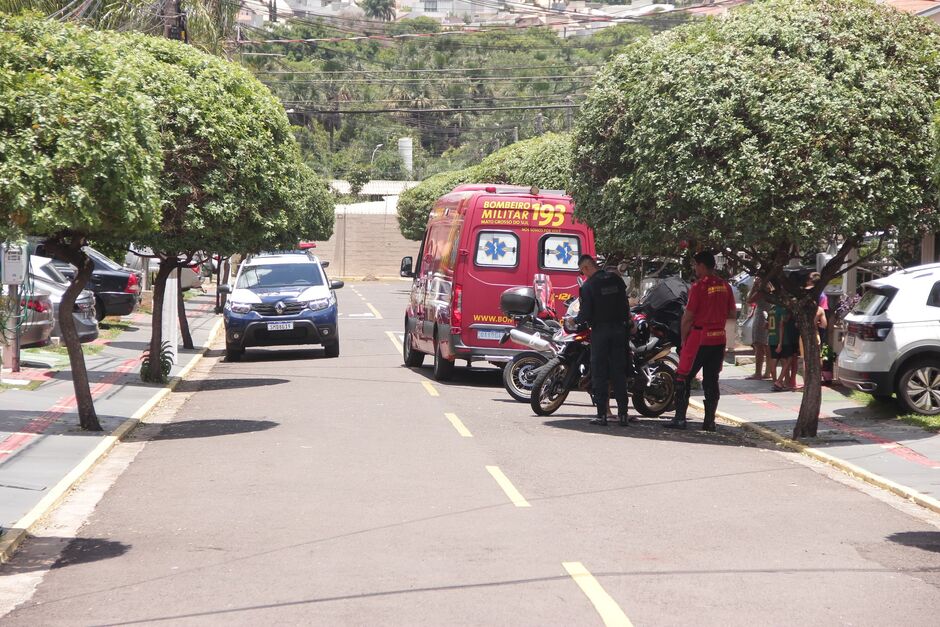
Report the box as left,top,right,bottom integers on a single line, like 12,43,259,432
475,132,572,191
241,22,652,179
140,340,174,383
396,133,571,240
397,169,479,240
360,0,395,21
347,165,372,197
116,33,333,257
0,14,162,243
572,0,940,258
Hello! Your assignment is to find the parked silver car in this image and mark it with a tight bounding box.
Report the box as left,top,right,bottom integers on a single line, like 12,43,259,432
30,256,99,343
1,285,54,348
124,247,204,291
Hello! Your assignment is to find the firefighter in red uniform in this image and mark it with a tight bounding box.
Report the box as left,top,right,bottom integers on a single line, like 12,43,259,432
665,251,737,432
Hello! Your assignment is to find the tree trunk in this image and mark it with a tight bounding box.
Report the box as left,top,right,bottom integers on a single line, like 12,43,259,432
56,240,101,431
793,301,822,439
215,255,224,313
146,261,176,382
177,267,194,349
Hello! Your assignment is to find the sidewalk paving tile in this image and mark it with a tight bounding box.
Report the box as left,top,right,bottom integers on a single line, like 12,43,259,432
0,293,221,530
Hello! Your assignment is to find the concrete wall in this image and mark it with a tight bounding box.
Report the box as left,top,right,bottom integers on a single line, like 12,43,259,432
315,199,421,279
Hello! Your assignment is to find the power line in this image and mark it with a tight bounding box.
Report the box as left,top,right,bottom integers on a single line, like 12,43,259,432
254,64,601,75
286,103,579,114
263,73,594,85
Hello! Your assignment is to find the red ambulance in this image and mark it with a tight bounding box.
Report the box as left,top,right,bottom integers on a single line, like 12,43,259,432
399,184,596,380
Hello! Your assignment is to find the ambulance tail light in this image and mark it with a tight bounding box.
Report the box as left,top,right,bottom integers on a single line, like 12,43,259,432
451,284,463,334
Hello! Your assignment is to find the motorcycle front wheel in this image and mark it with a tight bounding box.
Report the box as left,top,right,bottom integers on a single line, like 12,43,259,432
632,363,677,417
530,357,571,416
503,351,549,402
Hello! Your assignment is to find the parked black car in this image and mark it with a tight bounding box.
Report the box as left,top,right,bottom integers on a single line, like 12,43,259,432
29,241,141,321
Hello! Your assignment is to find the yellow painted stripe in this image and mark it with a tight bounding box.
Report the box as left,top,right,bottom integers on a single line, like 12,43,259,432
385,330,403,352
485,466,530,507
366,302,384,319
422,381,439,397
445,412,473,438
563,562,633,627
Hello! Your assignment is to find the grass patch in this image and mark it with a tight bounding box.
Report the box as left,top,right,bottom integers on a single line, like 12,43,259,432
897,413,940,432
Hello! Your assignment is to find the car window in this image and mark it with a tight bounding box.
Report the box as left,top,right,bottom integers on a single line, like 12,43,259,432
40,261,69,284
84,247,124,271
853,286,897,316
475,231,519,268
928,282,940,308
236,263,324,289
540,234,580,271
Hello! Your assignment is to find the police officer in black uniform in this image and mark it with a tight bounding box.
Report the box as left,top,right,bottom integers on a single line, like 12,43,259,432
575,255,631,426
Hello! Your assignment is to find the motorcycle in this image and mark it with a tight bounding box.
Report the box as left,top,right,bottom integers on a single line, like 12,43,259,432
529,303,678,421
499,316,561,402
497,275,564,402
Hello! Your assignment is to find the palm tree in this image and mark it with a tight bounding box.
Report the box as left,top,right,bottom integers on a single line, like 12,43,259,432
360,0,395,23
0,1,239,55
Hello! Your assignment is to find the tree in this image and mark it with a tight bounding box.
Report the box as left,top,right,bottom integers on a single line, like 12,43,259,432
0,1,240,54
0,15,163,430
360,0,395,22
347,165,372,198
114,33,334,381
396,133,572,240
571,0,940,438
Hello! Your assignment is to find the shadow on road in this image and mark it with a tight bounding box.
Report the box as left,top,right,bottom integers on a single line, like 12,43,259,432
173,378,289,393
148,419,278,441
543,417,767,447
0,536,130,574
888,531,940,553
411,365,503,390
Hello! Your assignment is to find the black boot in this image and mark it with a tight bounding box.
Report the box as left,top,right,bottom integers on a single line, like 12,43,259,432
702,399,718,432
665,378,689,429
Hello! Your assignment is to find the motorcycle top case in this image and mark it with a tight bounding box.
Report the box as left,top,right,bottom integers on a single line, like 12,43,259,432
500,286,537,317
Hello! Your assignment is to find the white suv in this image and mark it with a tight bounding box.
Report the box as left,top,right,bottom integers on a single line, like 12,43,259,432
838,263,940,415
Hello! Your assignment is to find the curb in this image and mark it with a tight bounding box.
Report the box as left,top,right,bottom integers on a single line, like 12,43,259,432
0,317,224,565
688,398,940,516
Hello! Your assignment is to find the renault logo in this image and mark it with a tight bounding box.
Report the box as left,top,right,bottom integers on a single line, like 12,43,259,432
275,301,285,315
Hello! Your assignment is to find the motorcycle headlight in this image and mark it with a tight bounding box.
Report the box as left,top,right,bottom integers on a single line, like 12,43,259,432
228,301,251,314
308,295,336,311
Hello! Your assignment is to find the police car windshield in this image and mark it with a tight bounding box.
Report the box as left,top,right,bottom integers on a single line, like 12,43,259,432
236,263,324,289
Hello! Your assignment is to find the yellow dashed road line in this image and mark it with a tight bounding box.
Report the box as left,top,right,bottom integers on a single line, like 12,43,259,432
562,562,633,627
386,331,403,352
366,302,384,319
485,466,530,507
445,412,473,438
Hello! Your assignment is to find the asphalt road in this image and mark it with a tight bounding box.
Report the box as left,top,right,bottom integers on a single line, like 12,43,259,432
3,281,940,626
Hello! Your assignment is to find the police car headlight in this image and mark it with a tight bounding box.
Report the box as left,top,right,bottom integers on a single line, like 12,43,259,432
228,301,251,314
308,295,335,311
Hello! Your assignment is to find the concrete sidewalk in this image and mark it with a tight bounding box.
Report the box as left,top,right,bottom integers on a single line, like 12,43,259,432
0,292,221,559
689,361,940,512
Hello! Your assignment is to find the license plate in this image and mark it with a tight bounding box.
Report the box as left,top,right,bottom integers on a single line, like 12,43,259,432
267,322,294,331
477,329,504,341
846,334,855,346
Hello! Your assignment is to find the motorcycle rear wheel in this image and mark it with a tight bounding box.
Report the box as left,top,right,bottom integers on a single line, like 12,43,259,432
503,351,549,402
530,357,570,416
633,363,677,417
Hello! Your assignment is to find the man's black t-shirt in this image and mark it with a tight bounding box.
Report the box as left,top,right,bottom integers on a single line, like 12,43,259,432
576,270,628,326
